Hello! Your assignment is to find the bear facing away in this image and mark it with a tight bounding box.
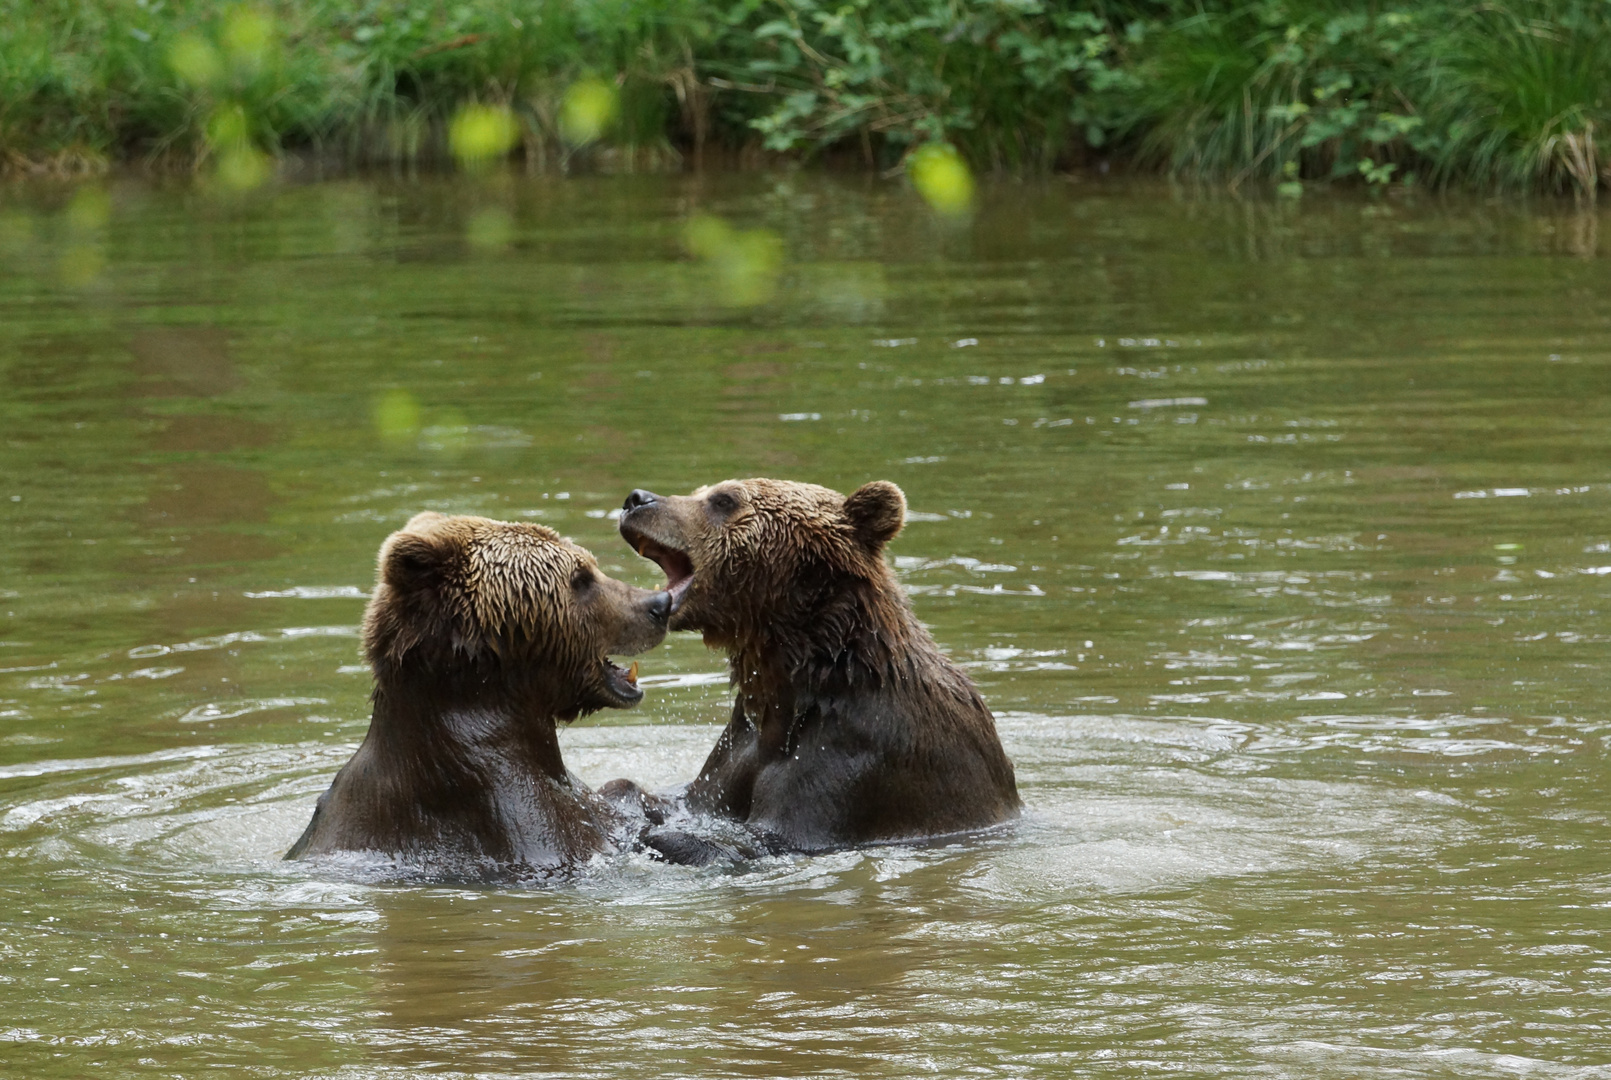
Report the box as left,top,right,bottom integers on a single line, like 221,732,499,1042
286,512,670,881
611,478,1020,856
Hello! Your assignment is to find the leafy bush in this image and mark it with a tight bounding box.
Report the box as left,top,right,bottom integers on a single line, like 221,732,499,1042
313,0,703,158
1130,0,1611,193
1132,3,1431,187
705,0,1137,169
0,0,1607,192
1414,0,1611,194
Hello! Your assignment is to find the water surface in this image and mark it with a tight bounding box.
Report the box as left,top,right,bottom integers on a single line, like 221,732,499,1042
1,173,1608,1077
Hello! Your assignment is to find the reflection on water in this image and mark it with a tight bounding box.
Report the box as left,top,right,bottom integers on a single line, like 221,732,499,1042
1,174,1608,1077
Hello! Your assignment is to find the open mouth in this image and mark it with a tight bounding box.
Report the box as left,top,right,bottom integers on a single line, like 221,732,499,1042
621,527,694,613
601,658,642,706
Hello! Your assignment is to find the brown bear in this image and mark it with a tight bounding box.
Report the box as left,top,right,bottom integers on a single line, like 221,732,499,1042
285,512,670,881
609,478,1021,857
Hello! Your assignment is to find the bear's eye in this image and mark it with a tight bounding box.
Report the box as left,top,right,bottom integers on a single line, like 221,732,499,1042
570,568,596,591
708,490,739,514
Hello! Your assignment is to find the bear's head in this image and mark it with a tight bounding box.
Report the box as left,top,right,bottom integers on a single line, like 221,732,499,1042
363,512,670,717
616,478,905,645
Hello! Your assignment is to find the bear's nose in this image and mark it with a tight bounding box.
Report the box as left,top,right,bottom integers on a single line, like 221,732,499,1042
623,489,659,512
646,589,672,624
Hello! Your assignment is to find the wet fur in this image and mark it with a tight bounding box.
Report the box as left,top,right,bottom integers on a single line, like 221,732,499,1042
615,479,1021,855
286,513,667,881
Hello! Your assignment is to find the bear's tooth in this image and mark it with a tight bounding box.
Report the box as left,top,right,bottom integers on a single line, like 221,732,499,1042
627,661,639,685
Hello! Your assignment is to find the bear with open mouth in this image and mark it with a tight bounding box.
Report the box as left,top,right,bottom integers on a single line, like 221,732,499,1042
286,512,670,881
608,478,1021,860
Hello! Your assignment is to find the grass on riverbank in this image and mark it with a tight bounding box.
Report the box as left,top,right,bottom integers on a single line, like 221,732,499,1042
2,0,1608,194
1135,0,1611,195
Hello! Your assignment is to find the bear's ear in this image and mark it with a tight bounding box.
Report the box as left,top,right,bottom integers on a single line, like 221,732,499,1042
402,511,449,532
844,481,906,550
380,528,450,593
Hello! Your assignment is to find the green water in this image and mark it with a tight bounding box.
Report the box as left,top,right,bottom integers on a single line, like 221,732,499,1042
1,173,1608,1078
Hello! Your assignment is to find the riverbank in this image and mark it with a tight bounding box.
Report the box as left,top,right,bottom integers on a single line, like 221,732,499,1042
3,0,1608,195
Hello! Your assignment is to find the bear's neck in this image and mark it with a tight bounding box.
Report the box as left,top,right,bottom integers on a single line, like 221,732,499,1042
365,671,570,787
727,573,925,710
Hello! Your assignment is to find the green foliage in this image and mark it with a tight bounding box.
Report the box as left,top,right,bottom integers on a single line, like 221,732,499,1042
314,0,700,155
0,0,1607,192
1132,0,1611,193
706,0,1136,169
1414,1,1611,194
0,0,347,167
1131,2,1431,184
0,0,700,169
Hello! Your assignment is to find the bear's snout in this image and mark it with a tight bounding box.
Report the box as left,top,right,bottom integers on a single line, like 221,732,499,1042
623,488,659,512
596,576,674,664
